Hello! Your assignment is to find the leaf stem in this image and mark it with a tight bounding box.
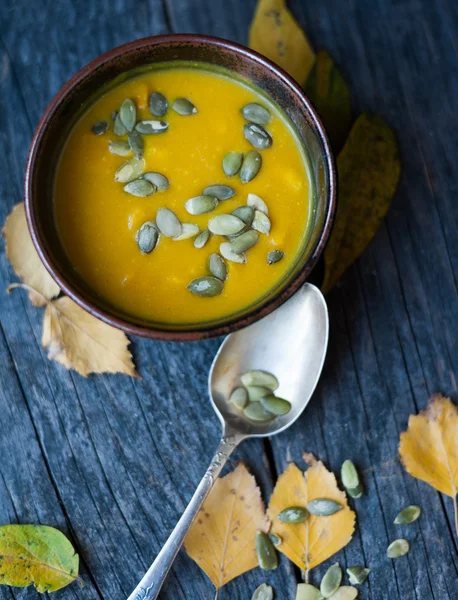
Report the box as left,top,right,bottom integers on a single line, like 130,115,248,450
7,282,50,305
454,494,458,538
214,588,219,600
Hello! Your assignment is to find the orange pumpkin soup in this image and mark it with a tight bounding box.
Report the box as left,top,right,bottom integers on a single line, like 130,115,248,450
54,64,312,325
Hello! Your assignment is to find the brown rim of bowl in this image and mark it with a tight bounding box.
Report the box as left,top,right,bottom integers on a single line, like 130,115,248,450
24,33,337,342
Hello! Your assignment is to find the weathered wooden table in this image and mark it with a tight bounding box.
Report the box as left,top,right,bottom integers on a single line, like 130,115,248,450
1,1,457,598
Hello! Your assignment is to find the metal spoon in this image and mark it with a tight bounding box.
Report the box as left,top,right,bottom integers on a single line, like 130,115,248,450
127,283,329,600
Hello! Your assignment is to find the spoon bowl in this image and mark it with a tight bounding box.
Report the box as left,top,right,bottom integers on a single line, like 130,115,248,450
127,283,328,600
210,283,329,436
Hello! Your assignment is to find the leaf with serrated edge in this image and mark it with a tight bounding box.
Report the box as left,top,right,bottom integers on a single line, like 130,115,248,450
184,464,269,590
322,114,400,293
0,525,79,593
42,296,137,377
399,394,458,535
249,0,315,85
305,50,352,153
3,203,59,306
267,455,355,575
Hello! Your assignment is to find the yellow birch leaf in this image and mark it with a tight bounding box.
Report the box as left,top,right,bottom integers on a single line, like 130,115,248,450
3,203,60,306
249,0,315,85
399,394,458,535
0,524,80,593
267,456,355,575
184,463,269,590
42,296,137,377
322,114,401,294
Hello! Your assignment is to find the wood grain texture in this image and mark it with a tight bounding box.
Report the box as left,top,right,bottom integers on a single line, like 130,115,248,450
0,0,457,598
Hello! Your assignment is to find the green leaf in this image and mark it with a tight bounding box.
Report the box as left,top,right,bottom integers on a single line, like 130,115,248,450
0,525,79,593
323,114,401,293
305,50,352,153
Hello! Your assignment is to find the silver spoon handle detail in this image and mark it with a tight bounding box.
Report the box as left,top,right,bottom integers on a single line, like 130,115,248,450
126,431,243,600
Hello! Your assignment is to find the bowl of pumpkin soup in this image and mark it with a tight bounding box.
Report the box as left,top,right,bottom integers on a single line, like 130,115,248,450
25,35,336,340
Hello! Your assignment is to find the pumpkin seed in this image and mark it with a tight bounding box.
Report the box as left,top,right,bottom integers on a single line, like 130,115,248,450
114,112,128,136
156,208,182,238
230,387,248,410
320,563,342,598
149,91,168,117
208,214,245,236
223,151,243,176
135,120,169,135
230,230,259,254
256,531,278,571
108,140,131,156
185,195,219,215
111,111,118,121
295,583,321,600
208,253,227,281
260,394,291,416
203,184,236,200
246,385,271,402
267,250,284,265
241,370,279,390
253,210,271,234
172,97,197,115
277,506,308,524
220,242,246,264
232,205,254,225
387,538,410,558
247,193,269,215
244,122,272,149
328,587,358,600
268,532,282,547
341,460,363,499
252,582,274,600
394,505,421,525
346,566,370,585
243,402,276,422
194,229,211,249
119,98,136,132
91,120,108,135
240,150,262,183
136,221,159,254
173,223,199,240
187,276,223,297
124,179,156,197
307,498,343,516
114,157,145,183
242,102,272,125
143,172,170,192
128,130,144,158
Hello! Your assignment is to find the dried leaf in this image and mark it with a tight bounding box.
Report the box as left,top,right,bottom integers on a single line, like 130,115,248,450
42,296,137,377
0,524,79,593
399,394,458,535
322,114,401,294
249,0,315,85
3,203,60,306
305,50,352,153
184,463,269,590
267,457,355,575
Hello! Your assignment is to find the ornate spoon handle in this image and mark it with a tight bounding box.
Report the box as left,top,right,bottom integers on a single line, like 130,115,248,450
126,430,243,600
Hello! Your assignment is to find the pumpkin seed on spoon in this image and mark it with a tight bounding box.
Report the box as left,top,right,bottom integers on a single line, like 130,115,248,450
185,195,219,215
241,370,279,389
240,150,262,183
203,185,236,200
229,387,248,409
243,402,276,422
149,91,168,117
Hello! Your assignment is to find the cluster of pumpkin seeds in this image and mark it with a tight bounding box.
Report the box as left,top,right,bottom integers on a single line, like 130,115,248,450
229,369,291,422
294,563,361,599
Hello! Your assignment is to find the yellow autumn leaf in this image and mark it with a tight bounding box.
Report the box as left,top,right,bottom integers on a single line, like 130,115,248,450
184,463,269,591
249,0,315,85
42,296,137,377
268,455,355,577
399,394,458,535
3,203,60,306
